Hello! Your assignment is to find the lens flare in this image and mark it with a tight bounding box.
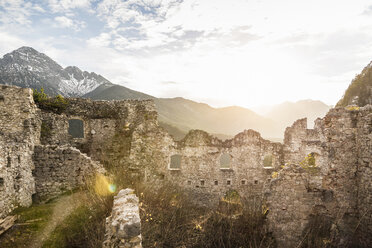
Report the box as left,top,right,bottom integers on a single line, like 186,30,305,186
94,173,116,196
109,184,117,193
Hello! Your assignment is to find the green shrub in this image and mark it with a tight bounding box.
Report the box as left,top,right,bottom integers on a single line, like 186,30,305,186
33,88,68,114
33,88,48,103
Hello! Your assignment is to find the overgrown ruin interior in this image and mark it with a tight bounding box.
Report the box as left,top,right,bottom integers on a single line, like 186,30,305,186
0,85,371,247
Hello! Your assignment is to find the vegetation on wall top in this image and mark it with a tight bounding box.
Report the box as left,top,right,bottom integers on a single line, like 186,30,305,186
33,88,68,114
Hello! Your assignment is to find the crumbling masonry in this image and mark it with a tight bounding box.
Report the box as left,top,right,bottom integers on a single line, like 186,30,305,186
0,85,371,247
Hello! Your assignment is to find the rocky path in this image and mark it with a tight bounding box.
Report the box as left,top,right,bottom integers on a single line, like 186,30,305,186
30,192,84,248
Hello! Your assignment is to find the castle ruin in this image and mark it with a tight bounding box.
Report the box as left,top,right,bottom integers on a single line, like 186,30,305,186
0,85,371,247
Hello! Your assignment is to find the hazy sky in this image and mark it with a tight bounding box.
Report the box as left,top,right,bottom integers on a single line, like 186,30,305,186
1,0,372,108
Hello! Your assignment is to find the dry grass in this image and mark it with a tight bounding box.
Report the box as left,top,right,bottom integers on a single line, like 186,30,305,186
138,183,276,248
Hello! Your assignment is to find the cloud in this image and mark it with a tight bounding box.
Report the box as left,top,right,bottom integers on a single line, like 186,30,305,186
0,0,45,26
48,0,93,13
93,0,262,54
161,81,178,85
362,5,372,15
0,31,27,56
54,16,86,31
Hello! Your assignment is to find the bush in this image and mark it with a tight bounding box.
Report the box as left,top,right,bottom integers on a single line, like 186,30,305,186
33,88,48,103
33,88,68,114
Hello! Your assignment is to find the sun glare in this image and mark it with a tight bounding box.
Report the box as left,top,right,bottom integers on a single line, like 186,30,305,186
94,173,116,196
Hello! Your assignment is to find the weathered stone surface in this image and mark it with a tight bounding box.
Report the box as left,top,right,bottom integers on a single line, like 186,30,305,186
267,105,372,247
0,85,40,218
32,145,105,202
103,189,142,248
130,127,283,207
38,97,157,164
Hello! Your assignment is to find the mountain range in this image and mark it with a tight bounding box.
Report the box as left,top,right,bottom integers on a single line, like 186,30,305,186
0,47,333,141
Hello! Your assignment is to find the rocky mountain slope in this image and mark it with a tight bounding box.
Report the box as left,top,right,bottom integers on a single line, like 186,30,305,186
337,61,372,107
0,47,111,97
84,83,154,100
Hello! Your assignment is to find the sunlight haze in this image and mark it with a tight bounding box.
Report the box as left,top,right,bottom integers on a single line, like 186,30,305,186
1,0,372,108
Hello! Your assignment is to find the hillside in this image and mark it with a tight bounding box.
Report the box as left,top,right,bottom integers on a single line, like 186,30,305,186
84,84,154,100
155,98,281,139
337,61,372,107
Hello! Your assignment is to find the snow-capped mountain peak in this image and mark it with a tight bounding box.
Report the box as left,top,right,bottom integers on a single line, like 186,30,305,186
0,47,110,97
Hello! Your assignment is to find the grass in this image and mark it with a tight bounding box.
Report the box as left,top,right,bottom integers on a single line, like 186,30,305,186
42,185,113,248
0,201,55,248
42,204,106,248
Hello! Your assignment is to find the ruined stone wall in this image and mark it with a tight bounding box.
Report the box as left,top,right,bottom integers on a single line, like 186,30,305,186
0,85,157,218
0,85,370,248
130,124,283,206
0,85,40,218
267,105,372,247
32,145,104,202
355,106,372,247
39,98,157,165
103,188,142,248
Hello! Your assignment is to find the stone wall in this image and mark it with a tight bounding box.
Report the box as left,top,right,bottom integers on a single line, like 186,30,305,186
355,106,372,247
0,85,40,218
130,125,283,206
103,188,142,248
39,98,157,164
32,145,104,202
267,105,372,247
0,85,157,219
128,104,370,247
